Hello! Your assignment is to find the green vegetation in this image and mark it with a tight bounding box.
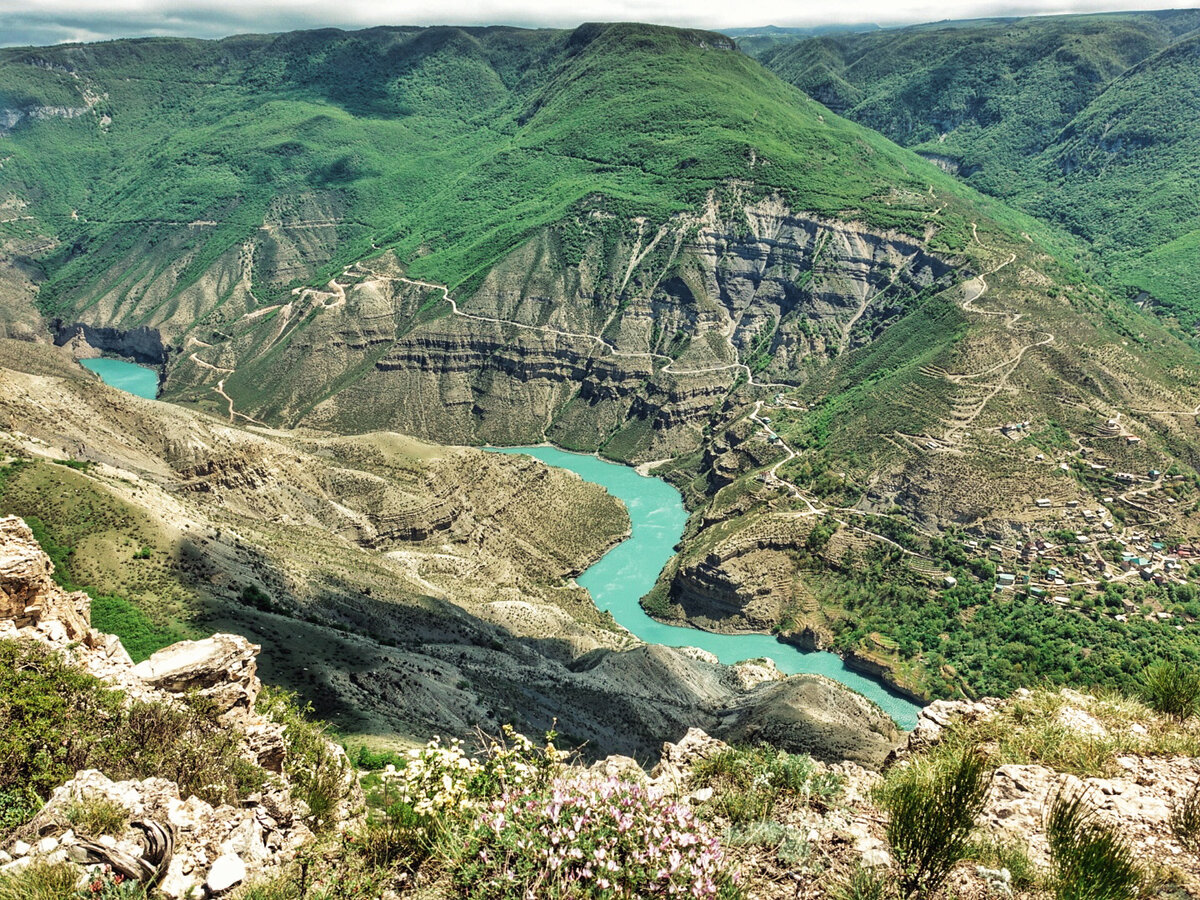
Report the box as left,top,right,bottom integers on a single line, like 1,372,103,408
831,866,892,900
63,793,131,836
256,687,351,831
808,540,1200,701
0,860,87,900
1139,659,1200,721
754,11,1200,325
878,748,994,898
1170,782,1200,860
240,728,744,899
1046,786,1142,900
0,460,189,661
0,637,264,835
0,21,968,332
928,688,1200,778
90,594,184,663
691,743,842,824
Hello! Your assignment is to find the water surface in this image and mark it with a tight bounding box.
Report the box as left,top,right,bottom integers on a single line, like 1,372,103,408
489,445,921,729
81,357,159,400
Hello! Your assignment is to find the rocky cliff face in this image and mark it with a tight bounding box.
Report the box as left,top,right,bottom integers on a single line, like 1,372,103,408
151,195,956,463
0,515,352,897
54,321,167,365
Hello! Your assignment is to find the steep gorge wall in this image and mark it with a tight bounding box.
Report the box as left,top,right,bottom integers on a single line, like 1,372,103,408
160,198,957,462
54,321,167,364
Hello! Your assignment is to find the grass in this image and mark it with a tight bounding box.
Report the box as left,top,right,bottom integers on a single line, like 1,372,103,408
0,861,82,900
1046,785,1143,900
968,835,1040,891
0,460,191,661
1170,782,1200,860
691,744,842,825
931,688,1200,777
63,793,130,836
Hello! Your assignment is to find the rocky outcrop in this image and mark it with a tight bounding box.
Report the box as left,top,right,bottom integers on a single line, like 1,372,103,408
155,198,956,463
720,675,901,766
133,634,262,726
0,516,352,896
0,517,90,642
0,106,90,135
9,770,312,898
55,322,167,366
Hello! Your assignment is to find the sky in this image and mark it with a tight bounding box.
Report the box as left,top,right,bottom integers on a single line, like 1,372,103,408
0,0,1187,47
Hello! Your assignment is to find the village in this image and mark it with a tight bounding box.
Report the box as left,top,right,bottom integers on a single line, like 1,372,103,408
748,403,1200,632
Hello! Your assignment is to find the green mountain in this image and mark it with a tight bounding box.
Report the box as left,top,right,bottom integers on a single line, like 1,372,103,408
1,22,1199,703
750,10,1200,325
0,22,960,317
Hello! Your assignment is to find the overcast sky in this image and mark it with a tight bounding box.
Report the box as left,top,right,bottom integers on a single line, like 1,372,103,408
0,0,1187,47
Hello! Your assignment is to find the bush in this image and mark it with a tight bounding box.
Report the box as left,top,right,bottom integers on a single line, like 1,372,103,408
453,774,740,899
692,745,842,825
1169,782,1200,859
1140,661,1200,722
0,638,263,835
256,687,351,831
0,786,42,833
1046,785,1141,900
879,749,994,898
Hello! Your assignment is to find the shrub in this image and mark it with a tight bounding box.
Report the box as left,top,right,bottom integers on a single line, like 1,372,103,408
1045,785,1141,900
879,748,994,898
0,786,42,833
120,696,265,804
1140,661,1200,722
1169,782,1200,859
64,794,131,836
453,774,740,899
692,745,842,825
0,638,263,835
256,687,350,831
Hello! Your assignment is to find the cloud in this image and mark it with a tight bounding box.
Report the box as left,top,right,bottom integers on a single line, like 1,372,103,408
0,0,1185,47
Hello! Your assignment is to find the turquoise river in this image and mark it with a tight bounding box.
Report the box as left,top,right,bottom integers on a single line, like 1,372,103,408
83,357,921,728
81,357,159,400
491,446,921,729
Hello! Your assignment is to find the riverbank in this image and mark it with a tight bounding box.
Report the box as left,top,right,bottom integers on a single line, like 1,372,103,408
485,444,923,729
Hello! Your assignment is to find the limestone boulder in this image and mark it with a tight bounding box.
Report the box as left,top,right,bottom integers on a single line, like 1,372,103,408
134,634,261,723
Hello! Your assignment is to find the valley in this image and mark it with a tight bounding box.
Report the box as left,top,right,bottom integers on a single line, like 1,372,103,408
0,16,1198,751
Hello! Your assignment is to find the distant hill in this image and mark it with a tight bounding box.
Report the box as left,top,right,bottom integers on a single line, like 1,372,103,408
753,9,1200,325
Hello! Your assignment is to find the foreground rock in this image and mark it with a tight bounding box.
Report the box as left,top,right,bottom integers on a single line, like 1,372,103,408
0,516,355,896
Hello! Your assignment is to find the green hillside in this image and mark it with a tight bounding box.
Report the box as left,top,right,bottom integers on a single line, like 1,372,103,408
0,22,974,320
753,10,1200,325
1028,34,1200,323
